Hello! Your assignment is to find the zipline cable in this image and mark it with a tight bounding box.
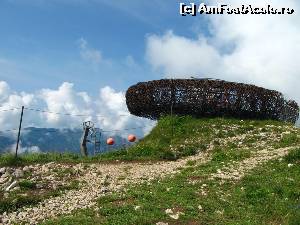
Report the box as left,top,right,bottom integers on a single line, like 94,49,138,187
24,107,131,118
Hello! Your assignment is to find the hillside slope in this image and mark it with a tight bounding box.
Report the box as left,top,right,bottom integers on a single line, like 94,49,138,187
106,116,300,161
0,116,300,225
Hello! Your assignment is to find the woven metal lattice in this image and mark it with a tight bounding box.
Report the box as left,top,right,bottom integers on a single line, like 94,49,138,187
126,79,299,123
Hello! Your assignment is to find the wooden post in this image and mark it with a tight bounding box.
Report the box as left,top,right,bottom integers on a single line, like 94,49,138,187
15,106,24,158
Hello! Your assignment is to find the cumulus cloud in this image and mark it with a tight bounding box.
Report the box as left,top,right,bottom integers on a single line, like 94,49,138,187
94,86,154,136
146,31,222,77
39,82,93,127
0,81,155,137
146,0,300,105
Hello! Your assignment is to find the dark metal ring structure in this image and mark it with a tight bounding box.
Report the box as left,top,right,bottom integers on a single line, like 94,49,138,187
125,79,299,123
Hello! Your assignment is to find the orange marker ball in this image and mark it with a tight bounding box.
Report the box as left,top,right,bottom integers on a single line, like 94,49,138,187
128,134,136,142
107,137,114,145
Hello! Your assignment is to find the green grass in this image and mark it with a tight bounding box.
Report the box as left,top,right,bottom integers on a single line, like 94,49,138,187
43,147,300,225
0,152,83,167
0,193,41,214
1,116,298,167
0,179,81,214
19,180,36,190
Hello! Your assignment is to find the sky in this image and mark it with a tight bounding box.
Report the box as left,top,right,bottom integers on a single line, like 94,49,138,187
0,0,299,136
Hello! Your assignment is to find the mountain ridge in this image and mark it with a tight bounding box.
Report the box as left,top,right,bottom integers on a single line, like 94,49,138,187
0,127,130,154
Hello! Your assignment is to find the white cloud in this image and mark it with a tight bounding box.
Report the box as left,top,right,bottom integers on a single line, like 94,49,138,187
0,81,155,137
77,38,102,65
39,82,93,127
146,31,222,77
5,141,40,154
95,86,155,137
11,144,40,154
0,81,10,102
146,0,300,105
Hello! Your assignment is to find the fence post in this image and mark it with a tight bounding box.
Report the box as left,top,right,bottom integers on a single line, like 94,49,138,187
15,106,24,158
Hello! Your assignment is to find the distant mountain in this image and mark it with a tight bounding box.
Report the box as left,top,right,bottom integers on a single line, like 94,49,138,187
0,128,131,155
0,135,15,151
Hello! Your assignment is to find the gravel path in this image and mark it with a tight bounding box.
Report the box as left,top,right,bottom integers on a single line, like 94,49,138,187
1,152,211,225
211,146,298,181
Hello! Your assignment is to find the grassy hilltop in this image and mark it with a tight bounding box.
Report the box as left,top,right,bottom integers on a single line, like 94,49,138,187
1,116,299,164
0,116,300,224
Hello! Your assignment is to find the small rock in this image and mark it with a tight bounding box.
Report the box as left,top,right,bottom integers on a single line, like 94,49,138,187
166,187,172,192
1,177,12,190
0,167,6,174
165,209,173,214
12,186,20,191
47,162,55,166
288,164,293,168
6,168,13,173
23,166,30,172
13,169,24,178
100,187,109,193
0,176,9,184
156,222,168,225
169,213,180,220
100,178,107,185
198,205,203,211
41,165,50,173
20,193,28,197
36,183,43,189
232,171,239,177
5,180,18,192
134,205,141,211
1,172,10,179
216,210,224,215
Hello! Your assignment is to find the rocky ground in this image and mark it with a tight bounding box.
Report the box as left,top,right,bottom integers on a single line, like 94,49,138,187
210,146,293,181
1,145,299,225
0,151,211,225
0,163,83,194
